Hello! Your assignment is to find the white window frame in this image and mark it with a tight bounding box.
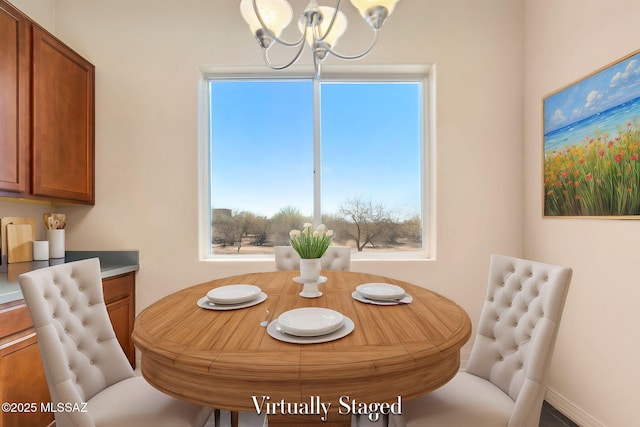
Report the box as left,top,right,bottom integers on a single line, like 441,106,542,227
198,65,435,261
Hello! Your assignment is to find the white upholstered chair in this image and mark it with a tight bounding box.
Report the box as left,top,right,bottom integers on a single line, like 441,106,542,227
274,246,300,270
320,246,351,271
388,254,572,427
18,258,213,427
274,245,351,271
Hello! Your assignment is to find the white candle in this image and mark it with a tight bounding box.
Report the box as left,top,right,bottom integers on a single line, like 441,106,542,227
33,240,49,260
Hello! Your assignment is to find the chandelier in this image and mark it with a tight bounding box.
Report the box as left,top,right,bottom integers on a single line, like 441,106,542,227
240,0,400,78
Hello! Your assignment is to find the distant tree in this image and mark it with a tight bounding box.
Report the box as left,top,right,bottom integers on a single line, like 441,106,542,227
269,206,310,245
381,214,422,245
212,210,267,252
212,210,241,249
401,214,422,243
382,220,402,245
338,197,395,251
322,214,351,246
241,212,268,246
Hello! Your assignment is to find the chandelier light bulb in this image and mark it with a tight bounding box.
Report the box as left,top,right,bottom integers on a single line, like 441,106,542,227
349,0,399,28
350,0,399,16
240,0,293,37
240,0,400,78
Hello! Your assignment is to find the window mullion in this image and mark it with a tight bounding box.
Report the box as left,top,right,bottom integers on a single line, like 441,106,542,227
313,79,322,225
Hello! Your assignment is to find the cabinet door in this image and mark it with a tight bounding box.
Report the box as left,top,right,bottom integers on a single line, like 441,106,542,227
0,1,28,193
0,300,53,427
31,26,95,204
103,273,136,368
0,337,53,427
106,297,136,368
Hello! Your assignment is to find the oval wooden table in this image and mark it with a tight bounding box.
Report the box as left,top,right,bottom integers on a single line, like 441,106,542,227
132,270,471,427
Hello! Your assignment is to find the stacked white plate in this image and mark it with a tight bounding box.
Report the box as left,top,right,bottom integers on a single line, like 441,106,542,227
268,307,355,344
277,308,344,336
353,283,412,305
197,284,267,310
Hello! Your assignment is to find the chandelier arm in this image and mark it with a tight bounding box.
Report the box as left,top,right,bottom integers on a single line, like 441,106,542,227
315,0,342,43
324,29,380,60
262,36,308,70
251,0,305,48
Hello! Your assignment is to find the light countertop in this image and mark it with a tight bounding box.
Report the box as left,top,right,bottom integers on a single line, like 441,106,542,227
0,250,139,304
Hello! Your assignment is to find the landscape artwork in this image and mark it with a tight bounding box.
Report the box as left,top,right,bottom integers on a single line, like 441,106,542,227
543,50,640,217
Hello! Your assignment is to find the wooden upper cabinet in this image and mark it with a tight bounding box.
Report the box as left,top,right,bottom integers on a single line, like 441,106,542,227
31,26,95,204
0,2,28,193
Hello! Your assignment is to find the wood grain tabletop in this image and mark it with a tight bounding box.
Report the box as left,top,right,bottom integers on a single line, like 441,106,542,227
132,270,471,426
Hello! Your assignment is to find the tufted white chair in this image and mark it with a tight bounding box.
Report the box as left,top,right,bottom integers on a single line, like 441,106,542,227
274,246,351,271
387,254,572,427
18,258,213,427
320,246,351,271
274,246,300,270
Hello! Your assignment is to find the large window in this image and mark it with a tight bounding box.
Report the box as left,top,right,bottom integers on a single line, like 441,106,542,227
201,72,429,258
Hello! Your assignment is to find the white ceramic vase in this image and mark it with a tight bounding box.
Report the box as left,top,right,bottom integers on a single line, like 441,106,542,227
299,258,322,282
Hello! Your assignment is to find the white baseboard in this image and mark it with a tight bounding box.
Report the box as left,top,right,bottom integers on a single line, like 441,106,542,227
545,387,604,427
458,356,602,426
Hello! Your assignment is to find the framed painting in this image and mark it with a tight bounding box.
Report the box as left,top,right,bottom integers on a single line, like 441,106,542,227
543,49,640,217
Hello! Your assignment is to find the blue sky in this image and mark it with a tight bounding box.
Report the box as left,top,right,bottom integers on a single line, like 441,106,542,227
544,52,640,133
209,79,421,219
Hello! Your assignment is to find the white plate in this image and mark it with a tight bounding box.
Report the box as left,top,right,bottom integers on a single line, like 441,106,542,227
206,284,261,304
293,276,328,285
267,317,354,344
356,283,406,301
352,291,413,305
277,307,344,337
197,292,267,311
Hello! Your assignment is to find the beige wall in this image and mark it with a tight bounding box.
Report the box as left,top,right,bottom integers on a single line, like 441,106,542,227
4,0,527,416
524,0,640,425
18,0,524,332
7,0,54,30
9,0,639,425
